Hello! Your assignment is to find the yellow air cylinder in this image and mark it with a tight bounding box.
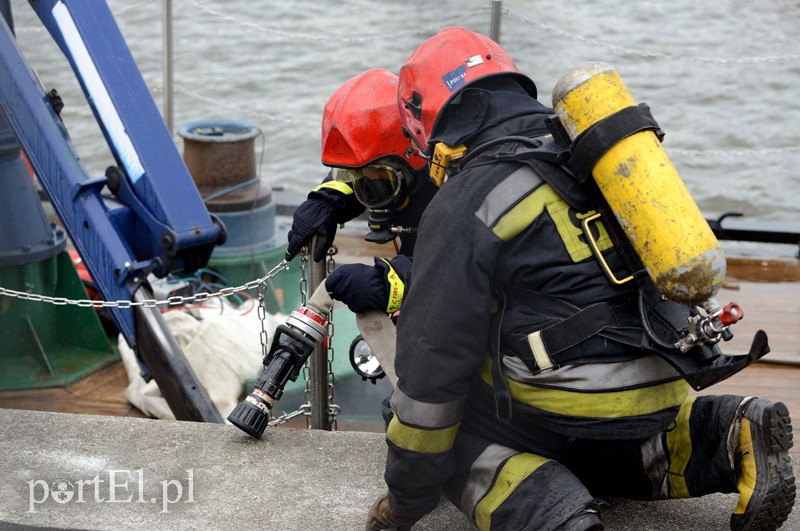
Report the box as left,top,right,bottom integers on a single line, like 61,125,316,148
552,62,725,305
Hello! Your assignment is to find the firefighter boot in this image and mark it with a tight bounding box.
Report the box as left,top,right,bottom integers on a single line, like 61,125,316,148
730,399,795,531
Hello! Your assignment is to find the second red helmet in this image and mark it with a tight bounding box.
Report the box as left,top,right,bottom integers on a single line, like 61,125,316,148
321,68,426,171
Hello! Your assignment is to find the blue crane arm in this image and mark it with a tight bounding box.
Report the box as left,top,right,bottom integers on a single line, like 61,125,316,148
0,1,225,422
30,0,225,274
0,1,225,345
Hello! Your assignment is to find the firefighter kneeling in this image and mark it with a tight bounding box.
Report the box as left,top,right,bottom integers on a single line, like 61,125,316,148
365,27,795,531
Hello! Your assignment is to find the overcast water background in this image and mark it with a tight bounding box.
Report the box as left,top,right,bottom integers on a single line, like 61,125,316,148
9,0,800,234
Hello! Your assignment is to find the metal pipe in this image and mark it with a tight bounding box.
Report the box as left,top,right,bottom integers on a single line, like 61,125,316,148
307,243,331,430
490,0,502,43
162,0,174,132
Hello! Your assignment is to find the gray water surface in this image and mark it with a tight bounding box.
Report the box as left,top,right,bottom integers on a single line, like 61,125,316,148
10,0,800,221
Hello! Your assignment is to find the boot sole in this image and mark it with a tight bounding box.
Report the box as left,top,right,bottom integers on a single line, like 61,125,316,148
733,400,796,531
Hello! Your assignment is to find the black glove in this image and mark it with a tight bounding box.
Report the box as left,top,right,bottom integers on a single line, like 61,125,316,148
325,255,412,314
286,180,364,262
365,492,419,531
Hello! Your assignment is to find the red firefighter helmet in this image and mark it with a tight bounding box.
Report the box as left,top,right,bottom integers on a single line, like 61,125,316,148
398,26,537,155
321,68,426,171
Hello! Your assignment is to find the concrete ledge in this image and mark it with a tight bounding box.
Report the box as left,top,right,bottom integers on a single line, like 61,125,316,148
0,409,797,530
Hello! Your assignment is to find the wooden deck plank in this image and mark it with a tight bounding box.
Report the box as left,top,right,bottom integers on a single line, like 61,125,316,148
694,362,800,449
0,361,147,418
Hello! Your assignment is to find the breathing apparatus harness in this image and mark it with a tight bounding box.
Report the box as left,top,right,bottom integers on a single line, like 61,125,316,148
439,108,768,421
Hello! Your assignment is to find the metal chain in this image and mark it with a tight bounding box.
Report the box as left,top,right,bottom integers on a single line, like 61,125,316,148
256,279,271,362
270,248,339,429
299,250,312,428
0,261,289,309
325,247,340,429
0,249,343,430
269,249,310,427
274,246,341,429
0,253,320,428
299,252,309,306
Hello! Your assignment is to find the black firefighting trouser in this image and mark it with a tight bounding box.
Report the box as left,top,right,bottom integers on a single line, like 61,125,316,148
443,394,750,530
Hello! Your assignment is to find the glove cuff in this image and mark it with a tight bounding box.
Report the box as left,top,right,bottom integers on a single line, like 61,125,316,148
378,258,405,314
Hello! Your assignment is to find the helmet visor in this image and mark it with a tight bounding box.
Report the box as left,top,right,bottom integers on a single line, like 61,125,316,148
332,164,405,208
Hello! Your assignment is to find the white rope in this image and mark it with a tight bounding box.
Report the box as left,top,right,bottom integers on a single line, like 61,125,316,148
169,84,318,130
505,9,800,65
177,0,491,44
114,0,157,16
14,0,156,32
669,146,800,158
16,3,799,64
165,83,800,158
12,1,800,159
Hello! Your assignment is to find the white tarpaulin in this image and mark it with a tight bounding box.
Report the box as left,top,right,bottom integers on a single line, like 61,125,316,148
118,301,286,420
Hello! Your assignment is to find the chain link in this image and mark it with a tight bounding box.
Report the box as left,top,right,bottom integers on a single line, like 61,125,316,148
279,246,341,430
325,247,339,429
299,249,312,428
266,249,311,428
299,252,309,306
0,248,345,430
268,403,311,427
256,280,271,362
0,261,289,309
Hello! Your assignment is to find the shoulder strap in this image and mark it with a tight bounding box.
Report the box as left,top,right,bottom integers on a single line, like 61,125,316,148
459,134,599,211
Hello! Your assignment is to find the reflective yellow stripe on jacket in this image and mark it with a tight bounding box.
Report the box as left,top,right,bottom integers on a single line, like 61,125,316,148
474,166,613,261
478,358,688,419
387,388,464,453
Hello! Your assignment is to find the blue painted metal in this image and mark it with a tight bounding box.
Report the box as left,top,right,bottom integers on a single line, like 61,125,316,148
0,1,224,345
0,2,224,421
0,17,137,343
30,0,224,268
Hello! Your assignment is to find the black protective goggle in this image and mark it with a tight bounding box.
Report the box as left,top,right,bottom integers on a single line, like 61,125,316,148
332,163,407,208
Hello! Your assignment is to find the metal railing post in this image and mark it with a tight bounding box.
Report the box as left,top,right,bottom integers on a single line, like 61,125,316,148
490,0,503,43
162,0,174,132
307,241,331,430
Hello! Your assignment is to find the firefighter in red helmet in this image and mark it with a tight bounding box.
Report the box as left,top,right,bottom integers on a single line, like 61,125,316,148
365,27,794,531
286,68,437,314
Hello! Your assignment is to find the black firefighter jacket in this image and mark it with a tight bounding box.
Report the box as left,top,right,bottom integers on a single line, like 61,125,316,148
383,111,690,518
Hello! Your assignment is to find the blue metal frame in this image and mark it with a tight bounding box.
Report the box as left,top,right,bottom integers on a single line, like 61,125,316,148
0,0,224,345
